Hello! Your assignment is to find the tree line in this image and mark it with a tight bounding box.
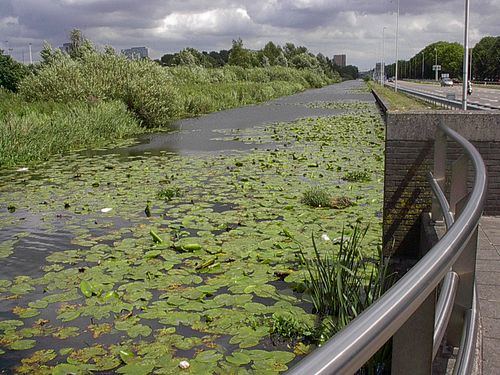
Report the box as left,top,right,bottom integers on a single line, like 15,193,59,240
384,35,500,81
158,39,358,81
0,35,359,93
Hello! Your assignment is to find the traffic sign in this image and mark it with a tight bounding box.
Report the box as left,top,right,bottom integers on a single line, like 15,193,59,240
432,65,442,71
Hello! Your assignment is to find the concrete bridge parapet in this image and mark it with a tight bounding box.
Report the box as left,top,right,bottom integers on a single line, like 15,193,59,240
383,111,500,260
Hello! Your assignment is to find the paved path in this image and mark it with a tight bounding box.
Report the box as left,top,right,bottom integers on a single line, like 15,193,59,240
477,216,500,374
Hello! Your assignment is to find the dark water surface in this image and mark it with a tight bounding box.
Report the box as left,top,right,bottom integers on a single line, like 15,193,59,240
91,80,374,156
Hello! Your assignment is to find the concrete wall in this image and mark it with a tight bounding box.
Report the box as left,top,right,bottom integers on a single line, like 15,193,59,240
383,111,500,260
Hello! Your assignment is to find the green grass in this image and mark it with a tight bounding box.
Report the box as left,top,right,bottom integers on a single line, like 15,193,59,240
0,93,140,167
368,81,437,111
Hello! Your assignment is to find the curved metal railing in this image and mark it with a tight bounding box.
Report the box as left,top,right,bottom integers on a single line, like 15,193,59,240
287,122,486,374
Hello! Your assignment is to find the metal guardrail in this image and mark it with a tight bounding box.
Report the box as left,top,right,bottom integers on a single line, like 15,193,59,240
287,123,487,374
392,85,499,111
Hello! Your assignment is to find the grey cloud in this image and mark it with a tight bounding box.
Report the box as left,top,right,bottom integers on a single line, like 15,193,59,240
1,0,498,69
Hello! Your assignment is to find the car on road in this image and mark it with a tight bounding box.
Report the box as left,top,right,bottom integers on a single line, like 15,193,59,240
440,78,454,87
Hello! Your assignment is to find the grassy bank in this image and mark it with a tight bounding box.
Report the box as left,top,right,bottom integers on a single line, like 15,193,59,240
368,81,437,111
1,52,336,167
0,90,140,166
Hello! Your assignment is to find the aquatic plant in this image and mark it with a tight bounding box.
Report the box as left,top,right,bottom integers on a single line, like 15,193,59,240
298,224,390,331
157,187,182,201
301,186,331,208
270,312,312,340
343,170,371,182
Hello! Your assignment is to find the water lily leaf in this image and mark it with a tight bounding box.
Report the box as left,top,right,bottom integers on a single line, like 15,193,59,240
12,305,39,318
116,362,155,375
52,363,97,375
88,323,113,338
57,310,81,322
80,280,94,298
226,351,252,365
194,350,223,363
0,319,24,331
59,347,74,356
119,349,135,364
10,339,37,350
144,250,161,259
28,300,49,309
53,326,80,339
127,324,152,338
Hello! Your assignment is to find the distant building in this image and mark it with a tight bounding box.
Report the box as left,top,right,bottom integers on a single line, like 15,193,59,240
121,47,149,60
333,54,346,67
373,63,383,82
60,43,72,53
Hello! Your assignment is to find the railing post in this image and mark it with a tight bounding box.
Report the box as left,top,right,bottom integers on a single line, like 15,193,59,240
392,290,436,374
432,128,447,223
447,209,478,347
450,155,468,217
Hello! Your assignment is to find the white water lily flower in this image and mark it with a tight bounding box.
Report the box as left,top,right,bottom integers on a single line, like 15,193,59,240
100,207,113,213
321,234,330,241
179,360,190,369
17,167,29,172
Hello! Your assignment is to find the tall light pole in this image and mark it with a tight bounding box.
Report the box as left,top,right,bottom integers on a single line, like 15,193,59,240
462,0,470,110
435,48,439,81
382,27,387,86
395,0,400,92
29,43,33,65
422,51,425,79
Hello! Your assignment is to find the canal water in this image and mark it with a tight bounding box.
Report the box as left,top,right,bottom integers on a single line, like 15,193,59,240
0,80,382,373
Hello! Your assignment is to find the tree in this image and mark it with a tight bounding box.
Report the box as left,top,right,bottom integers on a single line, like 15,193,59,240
67,29,95,60
473,36,500,81
262,41,282,65
338,65,359,80
172,48,198,66
290,52,318,69
228,38,257,68
0,49,29,92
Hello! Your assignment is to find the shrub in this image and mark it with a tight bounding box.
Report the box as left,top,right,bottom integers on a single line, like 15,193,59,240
19,51,182,127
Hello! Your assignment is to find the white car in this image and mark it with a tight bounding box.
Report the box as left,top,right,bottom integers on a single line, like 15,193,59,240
440,78,454,87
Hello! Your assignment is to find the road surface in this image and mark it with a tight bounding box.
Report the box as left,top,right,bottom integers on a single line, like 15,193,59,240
387,80,500,110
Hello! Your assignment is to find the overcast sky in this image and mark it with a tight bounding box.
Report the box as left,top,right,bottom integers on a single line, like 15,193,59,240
1,0,498,70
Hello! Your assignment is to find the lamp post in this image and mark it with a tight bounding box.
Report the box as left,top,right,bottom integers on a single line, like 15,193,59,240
434,48,438,81
29,43,33,65
395,0,400,92
462,0,470,110
421,53,424,79
382,27,387,86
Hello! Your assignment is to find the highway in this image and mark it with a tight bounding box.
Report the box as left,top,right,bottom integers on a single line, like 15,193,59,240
386,80,500,110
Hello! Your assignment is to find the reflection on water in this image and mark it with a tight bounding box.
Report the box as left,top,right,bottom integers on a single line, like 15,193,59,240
84,81,372,157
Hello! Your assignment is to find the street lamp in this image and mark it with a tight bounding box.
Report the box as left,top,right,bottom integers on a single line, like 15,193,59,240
434,48,438,81
422,51,425,79
382,27,387,86
462,0,470,110
395,0,400,92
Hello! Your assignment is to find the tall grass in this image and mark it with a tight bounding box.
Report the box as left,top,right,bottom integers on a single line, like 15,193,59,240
298,224,392,372
0,98,140,166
